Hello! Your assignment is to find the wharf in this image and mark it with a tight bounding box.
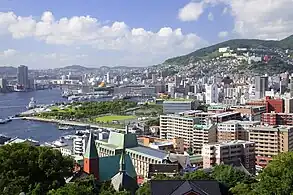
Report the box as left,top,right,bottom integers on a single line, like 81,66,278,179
20,117,101,129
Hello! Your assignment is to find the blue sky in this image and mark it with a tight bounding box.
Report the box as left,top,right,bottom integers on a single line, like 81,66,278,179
0,0,292,69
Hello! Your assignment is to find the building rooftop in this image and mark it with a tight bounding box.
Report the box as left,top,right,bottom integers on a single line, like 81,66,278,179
178,110,203,115
219,120,260,125
127,146,168,160
205,140,255,147
249,125,293,132
211,112,240,118
163,100,194,103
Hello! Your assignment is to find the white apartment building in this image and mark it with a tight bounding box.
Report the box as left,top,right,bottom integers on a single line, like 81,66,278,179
205,84,218,104
217,120,260,142
73,134,89,156
160,115,216,153
202,140,256,174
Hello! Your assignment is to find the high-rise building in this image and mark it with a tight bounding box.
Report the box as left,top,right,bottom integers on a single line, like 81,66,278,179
17,65,29,89
202,140,256,174
255,76,268,99
163,100,197,114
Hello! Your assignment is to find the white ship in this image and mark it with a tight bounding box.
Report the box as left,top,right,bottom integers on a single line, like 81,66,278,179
27,97,37,109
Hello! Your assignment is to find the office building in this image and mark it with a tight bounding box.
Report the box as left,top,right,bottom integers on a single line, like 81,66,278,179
17,65,29,89
163,100,198,114
248,125,293,167
202,140,255,174
255,76,268,99
217,120,260,142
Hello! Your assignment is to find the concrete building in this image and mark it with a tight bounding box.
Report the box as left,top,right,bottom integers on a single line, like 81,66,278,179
17,65,29,89
163,100,197,114
160,115,217,153
230,105,266,121
217,120,260,142
160,115,196,148
73,134,89,156
202,140,256,174
248,125,293,167
205,84,219,104
262,113,293,126
193,124,217,154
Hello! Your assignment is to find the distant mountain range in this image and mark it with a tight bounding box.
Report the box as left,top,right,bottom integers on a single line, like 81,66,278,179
164,35,293,65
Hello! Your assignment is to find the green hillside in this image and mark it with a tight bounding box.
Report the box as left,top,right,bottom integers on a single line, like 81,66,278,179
164,35,293,65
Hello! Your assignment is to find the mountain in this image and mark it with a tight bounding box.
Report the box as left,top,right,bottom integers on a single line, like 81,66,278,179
58,65,95,71
164,35,293,65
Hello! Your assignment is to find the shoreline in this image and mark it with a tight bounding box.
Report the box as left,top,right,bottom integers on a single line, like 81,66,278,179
20,117,124,130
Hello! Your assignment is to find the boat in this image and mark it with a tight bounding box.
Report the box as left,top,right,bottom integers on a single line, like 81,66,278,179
26,97,37,109
0,118,12,124
58,125,75,130
52,137,68,147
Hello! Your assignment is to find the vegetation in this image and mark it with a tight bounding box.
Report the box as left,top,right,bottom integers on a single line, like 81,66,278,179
3,143,293,195
38,101,137,120
95,115,136,123
164,36,293,65
0,143,74,195
145,118,160,126
134,103,163,117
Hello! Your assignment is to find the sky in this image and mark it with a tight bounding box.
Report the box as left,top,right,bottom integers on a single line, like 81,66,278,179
0,0,293,69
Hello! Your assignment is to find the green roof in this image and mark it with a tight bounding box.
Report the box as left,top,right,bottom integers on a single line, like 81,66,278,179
76,154,137,182
84,132,98,159
99,154,137,182
108,131,138,149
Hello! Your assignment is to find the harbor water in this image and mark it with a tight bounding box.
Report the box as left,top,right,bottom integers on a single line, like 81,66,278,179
0,88,75,143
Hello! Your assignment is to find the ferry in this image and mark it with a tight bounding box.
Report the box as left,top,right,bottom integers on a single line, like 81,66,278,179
26,97,37,109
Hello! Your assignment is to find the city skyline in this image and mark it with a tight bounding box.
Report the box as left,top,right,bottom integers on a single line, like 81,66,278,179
0,0,293,69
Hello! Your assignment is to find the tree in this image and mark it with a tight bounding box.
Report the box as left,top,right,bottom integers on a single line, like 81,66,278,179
183,170,211,180
47,182,94,195
211,165,252,189
0,143,74,195
251,152,293,195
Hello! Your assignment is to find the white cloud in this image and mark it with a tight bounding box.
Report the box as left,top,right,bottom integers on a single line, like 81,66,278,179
179,0,293,40
178,2,204,21
0,11,207,68
225,0,293,40
1,49,17,57
208,12,214,21
218,31,229,38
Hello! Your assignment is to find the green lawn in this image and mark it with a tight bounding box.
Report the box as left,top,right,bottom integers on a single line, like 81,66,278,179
95,115,136,123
